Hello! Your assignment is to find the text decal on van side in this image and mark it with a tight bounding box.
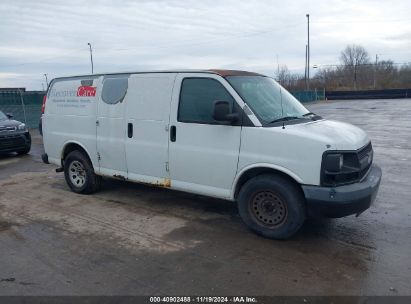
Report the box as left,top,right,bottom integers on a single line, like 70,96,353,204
77,86,96,97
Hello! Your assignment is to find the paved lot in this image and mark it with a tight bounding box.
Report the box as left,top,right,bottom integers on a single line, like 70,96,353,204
0,99,410,296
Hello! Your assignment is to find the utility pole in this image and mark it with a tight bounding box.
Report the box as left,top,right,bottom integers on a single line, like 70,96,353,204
306,13,310,91
44,73,49,88
304,44,308,90
88,42,94,74
373,54,379,89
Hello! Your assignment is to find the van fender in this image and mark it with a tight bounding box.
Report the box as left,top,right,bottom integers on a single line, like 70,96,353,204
61,140,97,169
230,163,304,200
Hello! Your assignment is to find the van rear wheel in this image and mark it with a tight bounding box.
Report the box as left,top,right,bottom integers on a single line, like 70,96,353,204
237,174,306,240
64,150,101,194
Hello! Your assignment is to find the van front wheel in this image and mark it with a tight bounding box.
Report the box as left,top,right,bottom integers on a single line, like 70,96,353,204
64,150,101,194
237,174,306,240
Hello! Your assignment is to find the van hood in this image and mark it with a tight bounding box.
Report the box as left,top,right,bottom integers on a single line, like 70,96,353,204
283,119,370,150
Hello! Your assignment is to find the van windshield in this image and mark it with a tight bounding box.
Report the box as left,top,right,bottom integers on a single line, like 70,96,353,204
226,76,310,125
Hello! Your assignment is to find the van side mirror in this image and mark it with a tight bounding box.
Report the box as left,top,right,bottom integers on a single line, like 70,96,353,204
6,113,13,119
213,101,239,124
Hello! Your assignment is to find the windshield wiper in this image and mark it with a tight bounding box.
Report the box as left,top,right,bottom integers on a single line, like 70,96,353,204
269,116,300,124
302,112,322,121
302,112,315,116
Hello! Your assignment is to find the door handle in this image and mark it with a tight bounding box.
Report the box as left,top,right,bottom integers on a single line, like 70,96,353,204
128,123,133,138
170,125,176,142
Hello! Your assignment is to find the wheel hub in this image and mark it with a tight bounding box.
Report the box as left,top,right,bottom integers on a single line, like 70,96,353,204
262,201,277,214
68,160,86,187
250,191,287,227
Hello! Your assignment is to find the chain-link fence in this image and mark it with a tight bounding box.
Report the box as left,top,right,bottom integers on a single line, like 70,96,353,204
291,89,326,103
0,90,45,129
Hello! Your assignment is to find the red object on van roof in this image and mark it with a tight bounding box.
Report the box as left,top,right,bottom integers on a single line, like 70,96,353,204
208,69,264,77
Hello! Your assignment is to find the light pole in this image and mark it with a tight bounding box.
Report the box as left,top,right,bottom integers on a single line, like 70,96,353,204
304,44,308,90
306,13,310,91
87,42,94,74
44,73,49,88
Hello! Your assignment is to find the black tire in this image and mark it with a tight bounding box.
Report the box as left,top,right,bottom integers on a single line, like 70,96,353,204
237,174,306,240
64,150,101,194
17,146,31,155
39,117,43,136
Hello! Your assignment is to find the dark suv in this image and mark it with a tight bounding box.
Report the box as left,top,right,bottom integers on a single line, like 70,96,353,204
0,111,31,155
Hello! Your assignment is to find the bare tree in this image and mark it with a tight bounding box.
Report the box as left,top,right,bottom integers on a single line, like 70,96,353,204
340,45,370,89
275,65,306,90
398,64,411,88
276,65,291,87
278,44,411,92
375,60,396,89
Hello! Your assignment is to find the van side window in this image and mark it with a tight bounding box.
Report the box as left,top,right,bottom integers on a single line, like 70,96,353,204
178,78,235,124
102,77,128,104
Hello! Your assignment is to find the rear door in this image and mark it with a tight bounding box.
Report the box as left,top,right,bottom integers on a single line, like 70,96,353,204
124,73,176,184
96,75,129,178
44,77,99,167
168,73,243,199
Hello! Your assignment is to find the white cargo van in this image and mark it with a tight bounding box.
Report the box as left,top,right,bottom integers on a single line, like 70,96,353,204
42,69,381,239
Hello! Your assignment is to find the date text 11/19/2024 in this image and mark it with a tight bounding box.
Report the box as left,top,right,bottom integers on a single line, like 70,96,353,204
150,296,257,303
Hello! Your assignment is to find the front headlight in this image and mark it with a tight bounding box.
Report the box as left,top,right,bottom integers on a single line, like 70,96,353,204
17,123,27,131
322,151,362,186
324,153,343,172
321,143,374,186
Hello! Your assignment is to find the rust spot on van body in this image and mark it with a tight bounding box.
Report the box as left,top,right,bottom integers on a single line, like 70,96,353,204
112,175,170,188
163,178,171,188
142,178,171,188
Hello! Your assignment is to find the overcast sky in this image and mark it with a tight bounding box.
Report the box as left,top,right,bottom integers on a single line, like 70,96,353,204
1,0,410,90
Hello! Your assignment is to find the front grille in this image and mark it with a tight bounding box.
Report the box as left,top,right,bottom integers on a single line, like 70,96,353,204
0,126,17,132
358,142,373,180
321,142,374,186
358,142,372,161
0,134,26,149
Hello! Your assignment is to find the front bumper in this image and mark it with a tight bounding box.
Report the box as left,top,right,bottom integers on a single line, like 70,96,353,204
302,164,382,218
0,131,31,153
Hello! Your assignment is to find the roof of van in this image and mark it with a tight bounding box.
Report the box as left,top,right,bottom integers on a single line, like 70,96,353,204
51,69,266,81
208,69,264,77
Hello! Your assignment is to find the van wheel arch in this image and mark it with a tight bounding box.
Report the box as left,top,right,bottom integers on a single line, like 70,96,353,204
234,167,302,200
62,143,93,169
